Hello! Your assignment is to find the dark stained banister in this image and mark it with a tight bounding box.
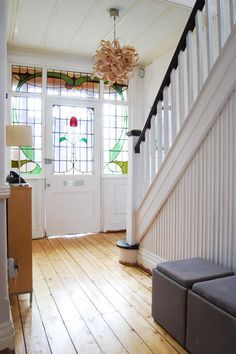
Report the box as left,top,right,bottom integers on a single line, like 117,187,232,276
134,0,205,153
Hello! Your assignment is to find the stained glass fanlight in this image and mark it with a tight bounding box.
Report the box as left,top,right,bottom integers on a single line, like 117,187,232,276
47,70,100,98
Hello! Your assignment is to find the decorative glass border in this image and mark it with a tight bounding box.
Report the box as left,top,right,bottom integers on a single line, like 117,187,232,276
12,65,42,93
47,69,100,98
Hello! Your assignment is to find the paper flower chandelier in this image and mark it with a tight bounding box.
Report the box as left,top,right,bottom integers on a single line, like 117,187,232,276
92,8,139,86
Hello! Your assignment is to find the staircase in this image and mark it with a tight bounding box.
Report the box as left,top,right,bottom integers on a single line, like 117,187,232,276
126,0,236,272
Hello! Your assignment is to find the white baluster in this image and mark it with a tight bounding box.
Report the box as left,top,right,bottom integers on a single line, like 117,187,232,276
163,87,169,156
147,127,152,183
157,101,163,168
230,0,236,27
196,10,204,92
217,0,226,50
143,131,150,191
206,0,214,71
178,51,185,126
186,31,194,112
150,116,156,181
139,143,144,203
170,69,177,140
154,113,158,174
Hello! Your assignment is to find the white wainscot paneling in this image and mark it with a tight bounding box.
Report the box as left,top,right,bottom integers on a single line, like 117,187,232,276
102,176,127,231
25,178,45,239
139,88,236,273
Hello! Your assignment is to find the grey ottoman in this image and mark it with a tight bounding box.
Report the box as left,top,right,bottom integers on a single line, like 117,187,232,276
152,257,233,346
186,275,236,354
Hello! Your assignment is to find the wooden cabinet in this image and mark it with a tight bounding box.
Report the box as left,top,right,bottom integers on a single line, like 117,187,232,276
7,185,32,300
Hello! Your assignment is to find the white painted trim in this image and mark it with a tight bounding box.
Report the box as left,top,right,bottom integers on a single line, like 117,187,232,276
137,247,166,271
32,226,45,239
159,0,194,9
0,184,10,199
136,26,236,241
8,47,92,73
0,319,15,351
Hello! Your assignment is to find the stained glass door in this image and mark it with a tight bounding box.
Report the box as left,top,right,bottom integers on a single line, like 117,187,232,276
45,99,101,236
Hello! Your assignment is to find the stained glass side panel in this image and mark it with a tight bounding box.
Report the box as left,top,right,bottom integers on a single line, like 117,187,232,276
11,97,42,174
47,70,100,98
12,65,42,93
103,104,128,174
53,105,94,175
104,83,128,102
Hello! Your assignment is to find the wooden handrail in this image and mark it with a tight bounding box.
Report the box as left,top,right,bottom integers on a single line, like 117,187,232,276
135,0,205,153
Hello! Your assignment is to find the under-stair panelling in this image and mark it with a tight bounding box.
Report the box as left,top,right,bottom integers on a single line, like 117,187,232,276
139,88,236,272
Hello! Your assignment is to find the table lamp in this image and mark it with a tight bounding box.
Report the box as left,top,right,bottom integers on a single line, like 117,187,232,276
6,125,32,185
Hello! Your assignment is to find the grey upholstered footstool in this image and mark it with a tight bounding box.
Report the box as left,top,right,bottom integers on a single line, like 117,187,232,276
186,275,236,354
152,257,233,346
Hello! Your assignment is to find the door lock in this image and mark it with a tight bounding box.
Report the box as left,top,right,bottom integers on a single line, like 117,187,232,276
46,184,51,187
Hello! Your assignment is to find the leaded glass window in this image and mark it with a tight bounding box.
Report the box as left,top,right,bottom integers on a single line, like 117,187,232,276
11,97,42,174
12,65,42,93
103,104,128,174
47,70,100,98
52,105,94,175
104,83,128,102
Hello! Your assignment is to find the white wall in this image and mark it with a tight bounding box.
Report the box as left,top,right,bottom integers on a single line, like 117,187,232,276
143,47,175,120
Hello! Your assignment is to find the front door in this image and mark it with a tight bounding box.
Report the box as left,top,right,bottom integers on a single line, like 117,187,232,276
45,99,101,236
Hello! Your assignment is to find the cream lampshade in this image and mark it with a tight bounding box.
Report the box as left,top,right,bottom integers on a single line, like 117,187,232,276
6,125,33,184
6,125,32,147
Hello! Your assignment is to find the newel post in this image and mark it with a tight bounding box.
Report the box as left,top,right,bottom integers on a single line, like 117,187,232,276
117,129,141,265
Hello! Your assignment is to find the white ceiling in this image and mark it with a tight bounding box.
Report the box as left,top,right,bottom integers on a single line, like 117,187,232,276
8,0,193,65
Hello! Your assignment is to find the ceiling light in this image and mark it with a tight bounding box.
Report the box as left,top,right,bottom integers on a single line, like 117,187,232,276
92,8,139,86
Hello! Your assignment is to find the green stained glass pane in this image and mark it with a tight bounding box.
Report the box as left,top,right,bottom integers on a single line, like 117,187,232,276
103,104,128,175
113,161,128,174
12,65,42,93
104,83,128,102
59,136,67,143
11,96,42,175
80,137,87,144
47,69,100,98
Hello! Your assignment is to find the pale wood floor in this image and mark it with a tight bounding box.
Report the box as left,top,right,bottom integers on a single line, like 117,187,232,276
10,232,188,354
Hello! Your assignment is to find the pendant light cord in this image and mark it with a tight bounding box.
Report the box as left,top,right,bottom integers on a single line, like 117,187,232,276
113,15,116,42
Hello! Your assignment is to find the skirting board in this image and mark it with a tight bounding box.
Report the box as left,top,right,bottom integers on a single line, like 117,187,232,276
32,226,45,239
137,247,166,272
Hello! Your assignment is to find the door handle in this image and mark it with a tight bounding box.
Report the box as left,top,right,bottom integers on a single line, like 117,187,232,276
46,183,51,187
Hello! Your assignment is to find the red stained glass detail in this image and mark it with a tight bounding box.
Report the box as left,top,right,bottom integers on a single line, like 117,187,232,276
65,83,73,90
70,116,78,127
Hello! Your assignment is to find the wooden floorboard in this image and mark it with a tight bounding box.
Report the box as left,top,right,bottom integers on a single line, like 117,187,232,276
10,232,188,354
